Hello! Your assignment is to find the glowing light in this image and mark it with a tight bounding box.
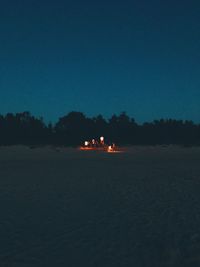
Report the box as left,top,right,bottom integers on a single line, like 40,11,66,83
79,136,123,153
100,136,104,142
84,141,89,146
108,145,113,152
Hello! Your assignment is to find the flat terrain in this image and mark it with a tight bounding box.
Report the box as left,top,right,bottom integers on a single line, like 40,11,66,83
0,146,200,267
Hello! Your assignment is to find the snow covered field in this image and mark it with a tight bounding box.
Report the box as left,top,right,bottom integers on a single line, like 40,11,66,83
0,146,200,266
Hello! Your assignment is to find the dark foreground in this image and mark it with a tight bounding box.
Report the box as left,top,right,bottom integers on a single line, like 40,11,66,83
0,146,200,267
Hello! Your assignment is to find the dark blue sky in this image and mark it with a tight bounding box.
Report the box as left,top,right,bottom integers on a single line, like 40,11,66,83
0,0,200,123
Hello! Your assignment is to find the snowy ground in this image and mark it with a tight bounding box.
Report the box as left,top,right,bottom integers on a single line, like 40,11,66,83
0,146,200,267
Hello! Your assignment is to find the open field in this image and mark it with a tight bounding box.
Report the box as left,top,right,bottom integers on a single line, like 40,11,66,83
0,146,200,266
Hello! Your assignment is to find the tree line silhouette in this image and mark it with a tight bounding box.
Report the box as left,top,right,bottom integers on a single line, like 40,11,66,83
0,111,199,146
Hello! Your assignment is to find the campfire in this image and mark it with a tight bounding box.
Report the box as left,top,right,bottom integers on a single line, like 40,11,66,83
79,136,118,152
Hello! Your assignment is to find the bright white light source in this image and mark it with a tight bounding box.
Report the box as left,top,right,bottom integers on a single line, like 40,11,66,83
84,141,89,146
100,136,104,142
92,139,95,144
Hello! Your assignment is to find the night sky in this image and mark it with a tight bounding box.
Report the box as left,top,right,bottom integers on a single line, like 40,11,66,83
0,0,200,123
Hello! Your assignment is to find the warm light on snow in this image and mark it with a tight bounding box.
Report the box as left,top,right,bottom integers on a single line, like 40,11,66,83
80,137,122,153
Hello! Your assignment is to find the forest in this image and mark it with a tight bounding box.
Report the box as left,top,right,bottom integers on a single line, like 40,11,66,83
0,111,199,146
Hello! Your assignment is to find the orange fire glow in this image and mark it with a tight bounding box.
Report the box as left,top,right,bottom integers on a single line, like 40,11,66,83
79,137,122,153
107,145,113,152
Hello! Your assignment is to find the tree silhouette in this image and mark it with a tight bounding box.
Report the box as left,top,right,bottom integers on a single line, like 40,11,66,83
0,111,199,146
55,111,94,145
92,115,108,140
